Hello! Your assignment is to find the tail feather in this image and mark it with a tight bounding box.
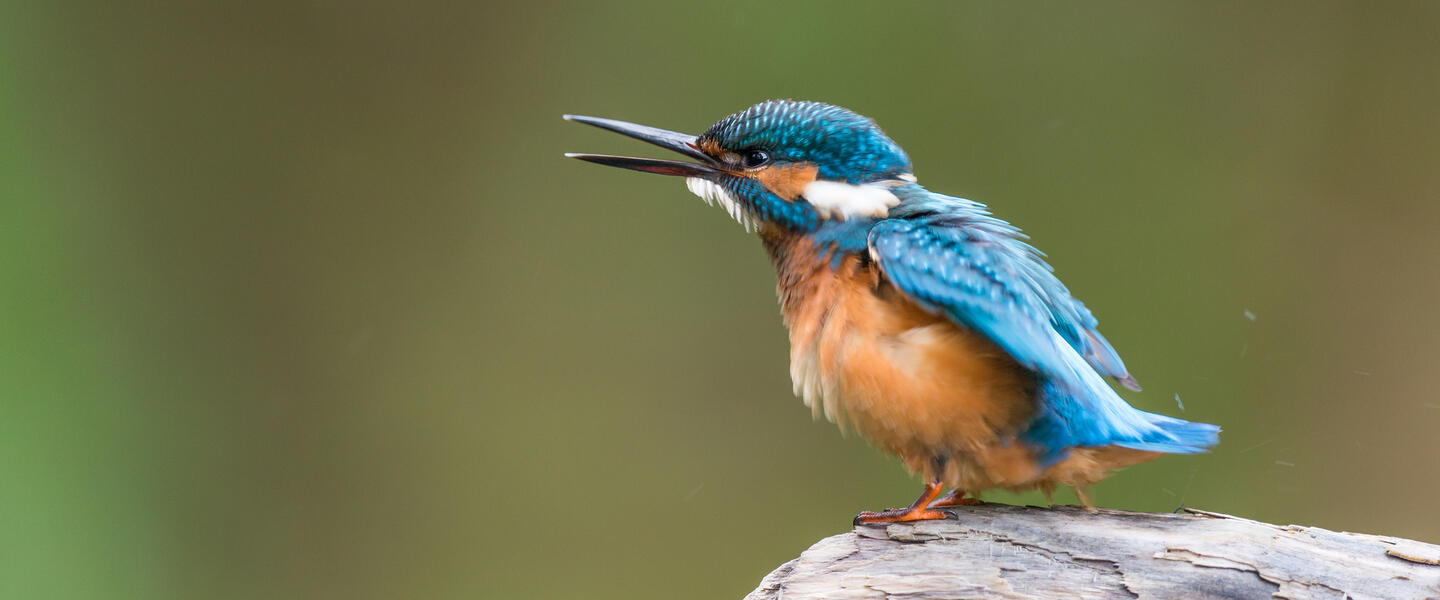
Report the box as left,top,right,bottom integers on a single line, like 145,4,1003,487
1113,413,1220,454
1022,380,1220,466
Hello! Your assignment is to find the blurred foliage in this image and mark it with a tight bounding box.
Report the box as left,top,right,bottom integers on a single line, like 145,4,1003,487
2,1,1438,599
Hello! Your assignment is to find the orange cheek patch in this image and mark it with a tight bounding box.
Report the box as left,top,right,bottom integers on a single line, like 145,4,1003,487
754,163,819,201
697,138,724,156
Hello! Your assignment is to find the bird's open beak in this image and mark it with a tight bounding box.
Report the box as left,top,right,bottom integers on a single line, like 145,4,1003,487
564,114,724,179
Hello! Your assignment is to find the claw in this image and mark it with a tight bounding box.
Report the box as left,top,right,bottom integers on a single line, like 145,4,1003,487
853,479,956,526
854,507,955,525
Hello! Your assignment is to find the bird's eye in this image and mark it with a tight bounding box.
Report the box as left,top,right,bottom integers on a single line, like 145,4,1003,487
742,149,771,169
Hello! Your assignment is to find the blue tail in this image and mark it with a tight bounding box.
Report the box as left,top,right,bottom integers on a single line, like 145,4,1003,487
1021,380,1220,466
1113,412,1220,454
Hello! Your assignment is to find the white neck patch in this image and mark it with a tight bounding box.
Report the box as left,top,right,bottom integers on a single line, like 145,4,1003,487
802,180,902,220
685,175,912,229
685,177,758,232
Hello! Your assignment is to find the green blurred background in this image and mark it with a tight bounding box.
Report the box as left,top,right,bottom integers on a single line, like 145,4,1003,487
3,2,1439,598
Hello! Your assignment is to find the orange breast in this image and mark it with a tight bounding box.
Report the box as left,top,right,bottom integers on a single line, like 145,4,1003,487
765,232,1056,490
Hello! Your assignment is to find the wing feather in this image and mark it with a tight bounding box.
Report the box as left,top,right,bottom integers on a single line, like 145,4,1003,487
866,191,1215,454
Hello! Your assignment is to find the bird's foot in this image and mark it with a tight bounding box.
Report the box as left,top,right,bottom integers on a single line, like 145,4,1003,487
853,507,956,525
854,478,959,525
926,489,979,508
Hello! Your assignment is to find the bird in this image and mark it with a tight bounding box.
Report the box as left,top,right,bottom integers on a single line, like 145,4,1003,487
564,100,1219,524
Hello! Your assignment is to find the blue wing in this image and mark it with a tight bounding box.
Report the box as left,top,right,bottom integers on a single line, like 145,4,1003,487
869,190,1217,458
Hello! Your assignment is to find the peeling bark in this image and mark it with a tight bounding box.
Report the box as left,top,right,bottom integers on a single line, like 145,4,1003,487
745,504,1440,600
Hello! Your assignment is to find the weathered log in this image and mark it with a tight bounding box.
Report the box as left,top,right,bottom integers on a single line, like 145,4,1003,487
745,504,1440,600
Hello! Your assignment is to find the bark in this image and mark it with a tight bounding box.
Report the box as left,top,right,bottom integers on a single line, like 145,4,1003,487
745,504,1440,600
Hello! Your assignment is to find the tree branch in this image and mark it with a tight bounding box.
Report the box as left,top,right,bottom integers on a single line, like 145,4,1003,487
745,504,1440,599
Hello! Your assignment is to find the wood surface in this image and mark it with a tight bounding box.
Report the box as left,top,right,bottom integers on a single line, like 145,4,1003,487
745,504,1440,599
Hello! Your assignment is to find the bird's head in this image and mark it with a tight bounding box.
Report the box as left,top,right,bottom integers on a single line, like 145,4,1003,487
566,100,915,232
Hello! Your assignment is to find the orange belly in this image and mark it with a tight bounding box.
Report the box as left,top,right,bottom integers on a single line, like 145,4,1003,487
766,234,1158,494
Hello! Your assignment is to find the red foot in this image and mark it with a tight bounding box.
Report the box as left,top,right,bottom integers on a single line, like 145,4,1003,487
854,479,957,525
854,506,955,524
927,489,979,508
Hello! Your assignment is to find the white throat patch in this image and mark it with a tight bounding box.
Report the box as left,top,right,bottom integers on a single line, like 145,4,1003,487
802,180,902,220
685,177,758,232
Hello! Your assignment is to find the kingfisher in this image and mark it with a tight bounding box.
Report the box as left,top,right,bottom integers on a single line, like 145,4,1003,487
565,100,1219,523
